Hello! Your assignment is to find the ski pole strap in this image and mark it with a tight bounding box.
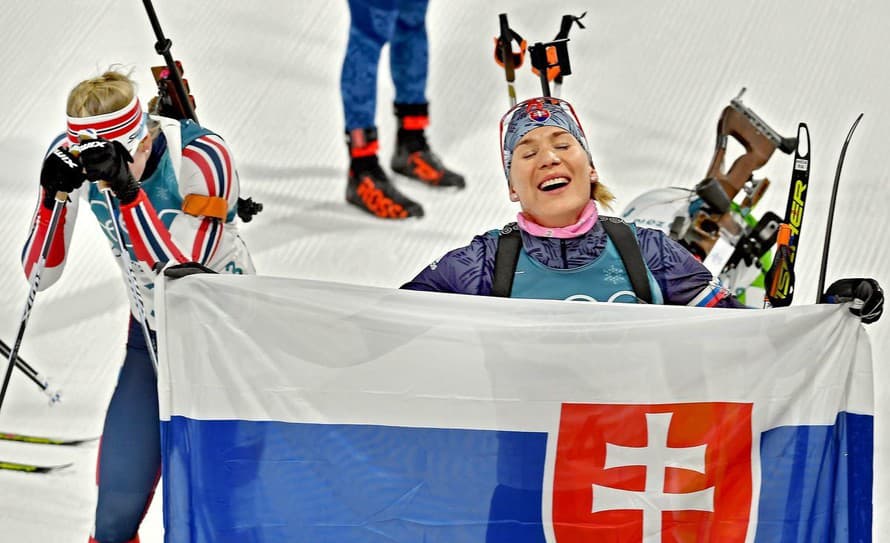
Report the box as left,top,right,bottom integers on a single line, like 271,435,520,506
493,14,526,72
601,217,653,304
555,12,587,41
182,194,228,220
492,222,522,297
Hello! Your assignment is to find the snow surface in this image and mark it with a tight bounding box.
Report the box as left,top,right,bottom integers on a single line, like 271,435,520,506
0,1,886,541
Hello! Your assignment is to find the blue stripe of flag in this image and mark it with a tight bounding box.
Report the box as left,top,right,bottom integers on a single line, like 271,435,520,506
161,418,548,543
161,412,873,543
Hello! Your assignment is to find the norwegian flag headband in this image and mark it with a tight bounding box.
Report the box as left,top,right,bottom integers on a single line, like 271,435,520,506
66,95,148,156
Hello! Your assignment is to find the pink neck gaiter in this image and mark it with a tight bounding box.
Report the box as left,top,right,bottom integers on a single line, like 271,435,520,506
516,200,599,239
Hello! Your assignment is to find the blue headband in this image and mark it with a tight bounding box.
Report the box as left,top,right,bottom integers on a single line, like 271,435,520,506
501,98,592,181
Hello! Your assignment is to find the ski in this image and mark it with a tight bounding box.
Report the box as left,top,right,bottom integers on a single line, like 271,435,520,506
816,114,864,300
0,432,98,446
766,122,810,308
0,459,73,474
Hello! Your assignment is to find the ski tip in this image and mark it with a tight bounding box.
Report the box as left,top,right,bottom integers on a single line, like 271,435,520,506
0,460,74,474
849,113,864,134
0,432,99,446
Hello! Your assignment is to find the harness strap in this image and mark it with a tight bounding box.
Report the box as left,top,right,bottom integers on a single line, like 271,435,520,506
182,194,228,219
600,217,653,304
492,217,652,303
491,222,522,297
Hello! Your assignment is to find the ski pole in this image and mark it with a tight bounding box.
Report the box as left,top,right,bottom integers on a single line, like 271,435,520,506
0,339,61,404
494,14,526,107
816,114,863,301
551,12,586,98
97,182,159,373
0,193,67,414
142,0,197,123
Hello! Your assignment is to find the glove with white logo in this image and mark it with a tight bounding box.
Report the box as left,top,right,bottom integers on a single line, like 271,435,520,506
39,147,85,209
822,278,884,324
78,138,140,204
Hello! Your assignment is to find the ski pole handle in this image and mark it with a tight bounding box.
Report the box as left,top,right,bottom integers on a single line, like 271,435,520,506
494,13,526,107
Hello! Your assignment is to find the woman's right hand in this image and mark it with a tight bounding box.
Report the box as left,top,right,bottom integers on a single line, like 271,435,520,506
39,147,84,209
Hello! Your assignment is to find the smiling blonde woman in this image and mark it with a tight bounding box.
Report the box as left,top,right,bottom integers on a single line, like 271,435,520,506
402,96,745,307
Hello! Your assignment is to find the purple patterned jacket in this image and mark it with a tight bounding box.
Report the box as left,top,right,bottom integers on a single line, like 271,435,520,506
402,218,745,308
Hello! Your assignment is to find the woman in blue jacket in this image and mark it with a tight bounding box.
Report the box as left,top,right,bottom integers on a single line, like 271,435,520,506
402,96,882,322
403,96,742,307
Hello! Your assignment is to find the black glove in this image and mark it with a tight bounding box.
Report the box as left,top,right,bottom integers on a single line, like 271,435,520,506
822,278,884,324
77,138,140,204
39,147,85,209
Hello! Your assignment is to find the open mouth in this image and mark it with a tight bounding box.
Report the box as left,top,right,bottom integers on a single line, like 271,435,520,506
539,177,570,192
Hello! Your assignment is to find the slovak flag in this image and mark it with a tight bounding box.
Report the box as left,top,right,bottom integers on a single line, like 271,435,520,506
156,274,874,543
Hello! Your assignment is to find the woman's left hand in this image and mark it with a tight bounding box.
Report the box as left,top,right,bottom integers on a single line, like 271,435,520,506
821,278,884,324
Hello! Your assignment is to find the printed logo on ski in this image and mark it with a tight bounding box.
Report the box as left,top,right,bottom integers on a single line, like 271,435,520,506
552,402,752,542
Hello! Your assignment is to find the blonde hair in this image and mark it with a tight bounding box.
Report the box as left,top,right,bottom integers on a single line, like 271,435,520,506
66,67,160,140
592,180,615,211
66,69,136,117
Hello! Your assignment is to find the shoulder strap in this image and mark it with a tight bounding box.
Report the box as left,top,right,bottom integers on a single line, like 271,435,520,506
492,222,522,297
600,217,653,304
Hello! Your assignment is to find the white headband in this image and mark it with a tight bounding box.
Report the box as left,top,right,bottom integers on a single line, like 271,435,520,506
66,95,148,156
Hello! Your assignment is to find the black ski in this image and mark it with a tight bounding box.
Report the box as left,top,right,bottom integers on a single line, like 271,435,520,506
766,123,810,307
0,459,73,474
816,114,864,301
0,432,98,446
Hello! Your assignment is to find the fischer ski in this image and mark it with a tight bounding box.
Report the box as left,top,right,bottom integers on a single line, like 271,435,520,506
816,114,864,301
0,432,98,446
766,123,810,308
0,459,73,474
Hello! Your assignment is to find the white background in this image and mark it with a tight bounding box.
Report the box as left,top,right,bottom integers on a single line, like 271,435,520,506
0,1,886,541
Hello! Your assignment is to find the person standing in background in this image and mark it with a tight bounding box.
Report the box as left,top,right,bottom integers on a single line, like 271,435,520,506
341,0,465,219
